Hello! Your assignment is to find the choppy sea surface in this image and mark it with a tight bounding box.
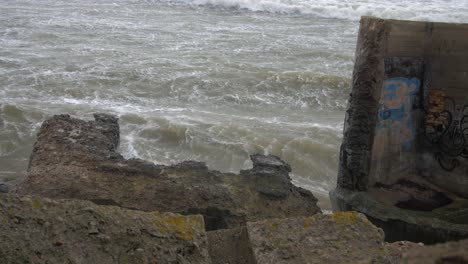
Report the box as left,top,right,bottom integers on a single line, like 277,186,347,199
1,0,467,209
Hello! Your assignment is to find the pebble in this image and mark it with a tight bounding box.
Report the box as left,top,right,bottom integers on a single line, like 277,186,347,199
0,184,9,193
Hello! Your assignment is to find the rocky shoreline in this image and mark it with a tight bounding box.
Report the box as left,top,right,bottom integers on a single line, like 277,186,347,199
14,113,321,229
1,113,467,263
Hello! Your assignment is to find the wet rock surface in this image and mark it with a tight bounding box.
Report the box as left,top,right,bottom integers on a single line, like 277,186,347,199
0,193,210,264
14,114,321,230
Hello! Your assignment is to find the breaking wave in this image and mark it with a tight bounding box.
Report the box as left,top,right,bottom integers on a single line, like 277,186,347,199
160,0,468,22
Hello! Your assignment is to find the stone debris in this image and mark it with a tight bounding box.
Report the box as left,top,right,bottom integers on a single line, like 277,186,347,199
8,112,468,263
0,183,8,193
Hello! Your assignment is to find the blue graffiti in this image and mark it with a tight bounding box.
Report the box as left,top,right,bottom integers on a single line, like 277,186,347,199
379,105,405,122
377,77,420,149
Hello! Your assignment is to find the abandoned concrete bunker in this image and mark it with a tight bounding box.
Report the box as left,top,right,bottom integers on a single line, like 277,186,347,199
330,16,468,244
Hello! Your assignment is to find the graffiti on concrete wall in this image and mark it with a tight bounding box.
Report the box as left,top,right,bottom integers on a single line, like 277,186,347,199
424,90,468,171
374,77,420,153
425,90,447,131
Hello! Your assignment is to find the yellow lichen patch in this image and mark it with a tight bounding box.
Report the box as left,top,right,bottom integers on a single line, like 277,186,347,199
152,213,203,241
368,246,387,255
329,211,359,225
269,222,278,231
119,255,129,264
32,199,41,209
303,218,314,229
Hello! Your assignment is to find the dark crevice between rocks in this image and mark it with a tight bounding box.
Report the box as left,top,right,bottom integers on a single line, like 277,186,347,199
435,256,468,264
180,207,245,231
90,199,121,207
207,227,256,264
374,180,453,211
395,194,452,212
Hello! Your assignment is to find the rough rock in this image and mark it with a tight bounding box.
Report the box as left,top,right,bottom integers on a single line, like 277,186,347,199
14,114,320,231
401,239,468,264
0,183,8,193
207,227,255,264
0,193,210,264
246,212,391,264
384,241,424,264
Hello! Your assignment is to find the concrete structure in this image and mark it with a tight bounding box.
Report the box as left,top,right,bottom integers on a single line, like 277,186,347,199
246,212,391,264
330,17,468,244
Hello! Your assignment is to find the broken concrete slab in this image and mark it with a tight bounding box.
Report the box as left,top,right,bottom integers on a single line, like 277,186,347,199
0,194,394,264
246,212,391,264
14,114,320,231
0,193,210,264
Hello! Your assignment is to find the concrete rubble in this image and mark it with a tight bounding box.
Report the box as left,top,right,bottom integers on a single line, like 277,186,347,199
3,111,467,263
0,193,210,264
9,112,325,263
14,114,321,230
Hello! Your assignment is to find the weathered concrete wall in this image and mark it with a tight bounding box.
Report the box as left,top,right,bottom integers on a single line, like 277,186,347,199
337,16,468,195
370,58,424,186
385,19,468,196
337,17,387,191
331,16,468,243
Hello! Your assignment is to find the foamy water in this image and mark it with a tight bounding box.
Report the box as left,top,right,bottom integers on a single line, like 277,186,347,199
1,0,467,209
164,0,468,22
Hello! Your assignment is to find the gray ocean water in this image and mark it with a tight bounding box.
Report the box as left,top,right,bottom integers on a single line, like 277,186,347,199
1,0,467,209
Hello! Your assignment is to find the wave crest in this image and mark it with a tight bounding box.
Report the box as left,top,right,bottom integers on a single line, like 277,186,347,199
159,0,468,22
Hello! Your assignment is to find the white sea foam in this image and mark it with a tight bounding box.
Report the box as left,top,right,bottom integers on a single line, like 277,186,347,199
168,0,468,23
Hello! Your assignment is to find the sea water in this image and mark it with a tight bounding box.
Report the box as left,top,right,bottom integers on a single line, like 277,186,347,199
1,0,467,209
